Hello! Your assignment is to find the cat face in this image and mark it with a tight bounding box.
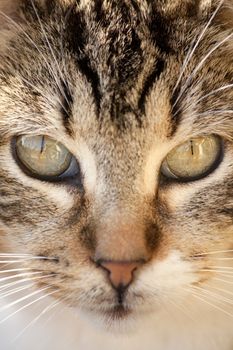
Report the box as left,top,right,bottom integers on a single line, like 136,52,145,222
0,0,232,327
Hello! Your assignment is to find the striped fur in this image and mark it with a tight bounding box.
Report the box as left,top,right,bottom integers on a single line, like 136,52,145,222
0,1,232,349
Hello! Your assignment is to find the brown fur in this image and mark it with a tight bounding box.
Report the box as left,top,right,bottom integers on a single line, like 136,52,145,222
0,1,232,349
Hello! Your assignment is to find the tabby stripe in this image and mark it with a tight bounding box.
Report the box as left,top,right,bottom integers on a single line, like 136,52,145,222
94,0,106,25
149,10,172,54
76,57,102,115
138,58,165,113
170,86,183,137
65,7,102,114
61,82,74,137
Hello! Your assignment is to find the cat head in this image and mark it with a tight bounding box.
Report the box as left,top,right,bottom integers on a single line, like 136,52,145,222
0,0,232,328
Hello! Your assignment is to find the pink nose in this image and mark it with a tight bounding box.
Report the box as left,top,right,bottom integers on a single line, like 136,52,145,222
99,261,142,289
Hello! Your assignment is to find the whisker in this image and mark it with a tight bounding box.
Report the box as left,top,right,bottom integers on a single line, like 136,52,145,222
0,272,43,284
204,266,233,270
0,10,70,114
0,260,32,264
194,109,233,118
189,289,233,318
0,286,51,312
192,285,233,306
0,254,31,257
0,256,58,264
29,0,72,109
0,268,32,274
207,258,233,261
213,277,233,285
208,284,233,297
194,250,233,256
0,289,57,325
17,75,65,111
42,296,68,328
0,274,54,293
168,297,196,322
13,296,63,342
200,269,233,275
173,83,233,118
196,83,233,103
14,291,71,343
172,0,224,105
175,31,233,106
0,283,35,300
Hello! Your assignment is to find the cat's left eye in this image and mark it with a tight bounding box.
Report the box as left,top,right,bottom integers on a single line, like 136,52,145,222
14,135,80,182
161,135,222,182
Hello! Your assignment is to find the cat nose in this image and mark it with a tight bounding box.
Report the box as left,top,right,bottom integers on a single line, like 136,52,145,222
98,260,143,289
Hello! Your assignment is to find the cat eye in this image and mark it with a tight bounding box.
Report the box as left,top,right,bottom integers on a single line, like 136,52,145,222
161,135,222,182
14,135,79,181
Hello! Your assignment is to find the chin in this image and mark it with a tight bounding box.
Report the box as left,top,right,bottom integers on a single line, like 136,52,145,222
78,303,153,334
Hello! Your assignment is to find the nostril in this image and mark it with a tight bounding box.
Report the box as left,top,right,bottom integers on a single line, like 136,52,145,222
97,260,144,290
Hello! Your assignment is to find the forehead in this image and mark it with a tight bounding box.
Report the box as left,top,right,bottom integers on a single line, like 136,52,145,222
51,1,191,131
1,0,233,143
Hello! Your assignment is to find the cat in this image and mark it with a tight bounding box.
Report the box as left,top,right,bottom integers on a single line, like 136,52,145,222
0,0,232,349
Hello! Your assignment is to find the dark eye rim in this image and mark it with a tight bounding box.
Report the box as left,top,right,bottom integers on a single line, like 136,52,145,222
11,136,82,185
160,135,224,184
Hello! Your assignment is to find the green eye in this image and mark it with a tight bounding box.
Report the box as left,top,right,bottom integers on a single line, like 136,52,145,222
15,135,76,179
161,135,222,181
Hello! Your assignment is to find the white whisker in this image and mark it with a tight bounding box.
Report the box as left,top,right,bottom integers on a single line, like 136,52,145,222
174,31,233,106
0,274,54,293
0,10,70,114
196,83,233,103
13,297,62,342
208,258,233,261
200,269,233,275
174,83,233,118
0,268,32,274
196,109,233,116
168,297,195,322
0,254,31,257
172,0,224,104
0,289,57,325
42,297,68,328
208,284,233,297
213,277,233,285
0,260,31,264
192,285,233,306
0,283,35,300
0,272,43,284
205,266,233,270
0,286,51,312
0,256,57,264
189,289,233,318
18,75,65,111
29,0,72,109
194,249,233,256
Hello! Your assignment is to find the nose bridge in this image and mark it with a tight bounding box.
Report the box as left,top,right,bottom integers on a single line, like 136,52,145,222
95,141,146,205
94,208,150,262
93,152,154,261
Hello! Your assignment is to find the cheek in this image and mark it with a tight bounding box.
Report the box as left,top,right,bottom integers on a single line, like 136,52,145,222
0,193,83,255
158,173,233,255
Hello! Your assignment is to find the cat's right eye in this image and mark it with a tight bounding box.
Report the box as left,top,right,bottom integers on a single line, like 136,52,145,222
14,135,80,182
